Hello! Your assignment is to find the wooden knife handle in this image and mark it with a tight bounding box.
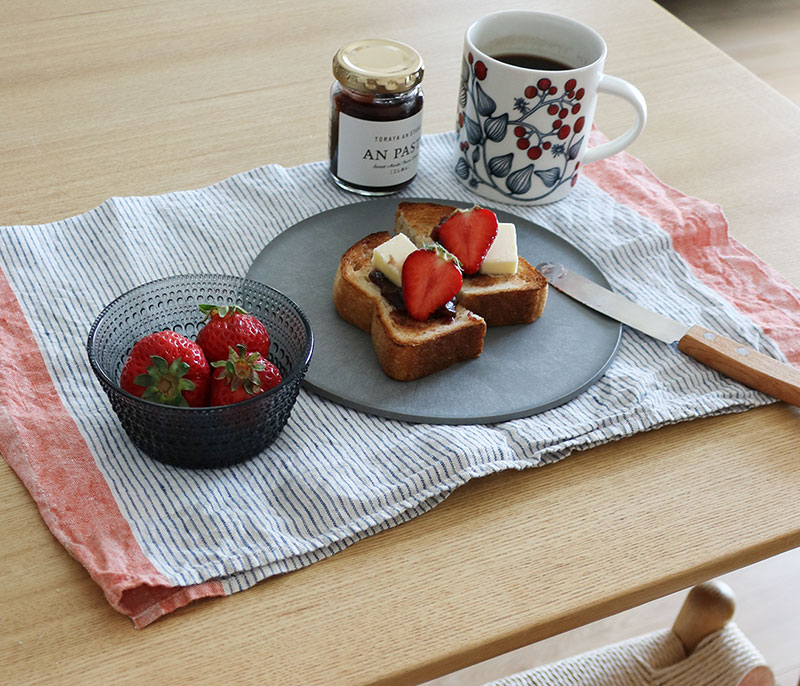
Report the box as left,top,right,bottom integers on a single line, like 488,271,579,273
678,325,800,406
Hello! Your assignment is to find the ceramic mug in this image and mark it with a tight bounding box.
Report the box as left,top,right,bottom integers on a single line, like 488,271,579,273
454,11,646,204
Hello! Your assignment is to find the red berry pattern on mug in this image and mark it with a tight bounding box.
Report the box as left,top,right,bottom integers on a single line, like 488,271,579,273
455,55,586,200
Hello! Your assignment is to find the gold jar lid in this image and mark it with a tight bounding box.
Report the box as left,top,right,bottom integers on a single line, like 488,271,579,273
333,39,424,94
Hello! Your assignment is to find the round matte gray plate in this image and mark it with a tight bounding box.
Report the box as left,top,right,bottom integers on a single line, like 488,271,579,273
247,197,621,424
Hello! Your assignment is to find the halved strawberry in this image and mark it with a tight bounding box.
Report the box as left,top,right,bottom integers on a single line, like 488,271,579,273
437,206,498,274
401,247,463,321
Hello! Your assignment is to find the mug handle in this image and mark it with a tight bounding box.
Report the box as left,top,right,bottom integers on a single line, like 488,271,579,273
582,74,647,164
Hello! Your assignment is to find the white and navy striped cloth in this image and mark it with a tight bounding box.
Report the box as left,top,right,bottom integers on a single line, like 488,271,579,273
0,132,777,593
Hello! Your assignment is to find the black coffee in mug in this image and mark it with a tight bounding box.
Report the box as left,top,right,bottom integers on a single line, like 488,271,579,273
492,52,574,70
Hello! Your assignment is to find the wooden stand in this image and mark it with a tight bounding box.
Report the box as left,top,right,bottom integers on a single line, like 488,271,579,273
672,580,736,653
672,580,774,686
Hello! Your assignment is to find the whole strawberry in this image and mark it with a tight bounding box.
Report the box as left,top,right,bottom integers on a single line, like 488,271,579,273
195,304,271,363
120,330,210,407
210,344,282,406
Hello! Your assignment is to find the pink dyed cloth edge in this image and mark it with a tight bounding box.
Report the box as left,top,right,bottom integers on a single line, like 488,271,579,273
0,270,225,628
584,129,800,365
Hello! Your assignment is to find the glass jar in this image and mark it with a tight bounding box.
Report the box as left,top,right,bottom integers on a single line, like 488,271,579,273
329,39,424,196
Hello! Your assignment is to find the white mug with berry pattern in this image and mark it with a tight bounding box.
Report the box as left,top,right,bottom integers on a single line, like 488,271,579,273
454,10,647,204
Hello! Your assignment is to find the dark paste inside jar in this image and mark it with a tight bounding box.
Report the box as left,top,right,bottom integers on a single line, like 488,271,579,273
369,270,456,322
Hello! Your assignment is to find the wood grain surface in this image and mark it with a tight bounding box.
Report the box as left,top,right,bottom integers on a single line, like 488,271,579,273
1,1,799,684
677,325,800,406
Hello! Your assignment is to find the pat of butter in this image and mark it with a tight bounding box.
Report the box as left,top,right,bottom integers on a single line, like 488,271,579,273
372,233,418,287
480,222,518,275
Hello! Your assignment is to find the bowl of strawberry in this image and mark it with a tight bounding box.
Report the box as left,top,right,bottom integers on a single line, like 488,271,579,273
87,274,313,469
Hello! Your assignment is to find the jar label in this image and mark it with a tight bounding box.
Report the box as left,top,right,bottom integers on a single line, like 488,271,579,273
336,111,423,187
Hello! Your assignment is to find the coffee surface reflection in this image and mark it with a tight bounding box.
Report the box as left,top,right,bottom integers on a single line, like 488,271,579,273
491,53,573,70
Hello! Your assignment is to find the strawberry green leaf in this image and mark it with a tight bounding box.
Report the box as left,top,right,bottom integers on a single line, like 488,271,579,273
151,355,170,374
132,355,196,405
198,303,247,319
134,373,156,387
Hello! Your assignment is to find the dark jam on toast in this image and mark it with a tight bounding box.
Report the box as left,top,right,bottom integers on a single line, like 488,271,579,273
369,270,456,322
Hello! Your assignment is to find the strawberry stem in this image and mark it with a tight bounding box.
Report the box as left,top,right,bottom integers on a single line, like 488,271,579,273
134,355,196,407
421,242,463,270
211,344,266,395
198,303,247,320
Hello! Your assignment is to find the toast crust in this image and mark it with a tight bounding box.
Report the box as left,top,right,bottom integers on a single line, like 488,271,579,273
395,202,548,326
371,300,485,382
395,202,456,239
332,231,388,333
333,232,486,381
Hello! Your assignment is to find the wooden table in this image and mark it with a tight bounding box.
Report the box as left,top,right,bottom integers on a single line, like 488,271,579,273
2,1,798,684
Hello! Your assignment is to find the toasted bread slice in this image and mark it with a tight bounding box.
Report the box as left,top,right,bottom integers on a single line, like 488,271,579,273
395,202,548,326
395,202,456,242
333,232,486,381
370,297,486,381
457,258,548,326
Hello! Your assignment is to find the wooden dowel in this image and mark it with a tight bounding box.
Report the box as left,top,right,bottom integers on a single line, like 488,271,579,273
672,580,736,654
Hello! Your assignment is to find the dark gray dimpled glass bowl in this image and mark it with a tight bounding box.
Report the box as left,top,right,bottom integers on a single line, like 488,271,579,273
87,274,314,470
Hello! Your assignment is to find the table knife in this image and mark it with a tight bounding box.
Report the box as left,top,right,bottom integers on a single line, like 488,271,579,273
537,262,800,406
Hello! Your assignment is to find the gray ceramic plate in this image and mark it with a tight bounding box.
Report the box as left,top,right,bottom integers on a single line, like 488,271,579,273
247,197,621,424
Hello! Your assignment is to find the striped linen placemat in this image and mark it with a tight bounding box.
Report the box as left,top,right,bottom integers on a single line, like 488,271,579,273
1,131,798,627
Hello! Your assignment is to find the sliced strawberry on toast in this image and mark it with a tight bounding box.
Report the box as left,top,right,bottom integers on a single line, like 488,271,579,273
437,206,498,275
401,247,463,321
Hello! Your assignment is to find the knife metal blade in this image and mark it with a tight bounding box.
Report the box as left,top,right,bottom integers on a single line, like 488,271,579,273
537,262,800,406
538,261,689,344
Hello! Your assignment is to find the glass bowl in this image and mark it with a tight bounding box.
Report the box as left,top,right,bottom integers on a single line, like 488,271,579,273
87,274,314,469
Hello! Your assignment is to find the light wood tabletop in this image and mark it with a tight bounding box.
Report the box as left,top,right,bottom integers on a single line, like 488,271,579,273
2,1,799,684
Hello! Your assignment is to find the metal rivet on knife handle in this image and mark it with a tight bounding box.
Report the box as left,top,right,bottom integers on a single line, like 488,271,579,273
677,325,800,406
